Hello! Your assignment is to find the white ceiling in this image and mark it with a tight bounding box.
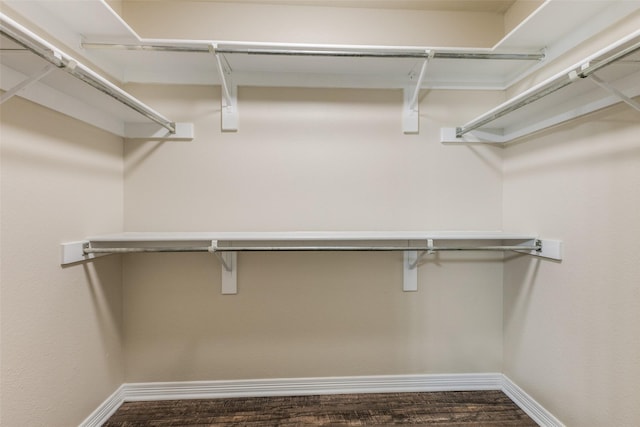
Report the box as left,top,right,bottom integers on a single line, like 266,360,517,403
174,0,518,13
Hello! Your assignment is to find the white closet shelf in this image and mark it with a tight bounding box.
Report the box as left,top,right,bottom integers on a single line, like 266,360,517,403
4,0,639,135
0,12,193,140
61,231,562,294
441,30,640,144
11,0,632,90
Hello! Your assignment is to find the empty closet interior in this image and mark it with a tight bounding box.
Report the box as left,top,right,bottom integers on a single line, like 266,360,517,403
1,1,639,426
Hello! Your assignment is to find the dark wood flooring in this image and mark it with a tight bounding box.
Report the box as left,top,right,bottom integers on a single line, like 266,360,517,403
103,390,537,426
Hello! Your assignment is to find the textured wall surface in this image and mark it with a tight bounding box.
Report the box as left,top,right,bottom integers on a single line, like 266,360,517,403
502,106,640,426
4,1,639,425
119,2,508,382
121,83,506,381
502,11,640,426
0,97,125,426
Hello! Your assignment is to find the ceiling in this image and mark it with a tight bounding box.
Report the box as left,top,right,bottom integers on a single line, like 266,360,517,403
175,0,518,13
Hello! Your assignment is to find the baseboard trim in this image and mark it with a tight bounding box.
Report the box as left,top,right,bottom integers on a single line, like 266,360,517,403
121,373,502,402
80,373,563,427
79,385,125,427
501,375,565,427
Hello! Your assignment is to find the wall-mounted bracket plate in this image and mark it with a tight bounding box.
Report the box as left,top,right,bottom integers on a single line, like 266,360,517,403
402,86,419,134
527,238,563,261
220,252,237,294
60,240,108,265
403,251,418,291
221,82,238,131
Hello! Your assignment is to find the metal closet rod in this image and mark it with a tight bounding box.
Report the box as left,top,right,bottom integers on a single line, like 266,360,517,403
80,42,544,61
0,15,176,134
83,243,542,254
456,38,640,138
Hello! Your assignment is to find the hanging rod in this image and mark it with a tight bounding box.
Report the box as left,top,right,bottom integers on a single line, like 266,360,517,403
84,247,212,253
215,49,544,61
0,13,177,134
210,244,541,252
80,42,544,61
456,36,640,138
83,243,541,254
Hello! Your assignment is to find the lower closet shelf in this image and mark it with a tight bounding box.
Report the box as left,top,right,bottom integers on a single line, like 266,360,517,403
60,231,562,294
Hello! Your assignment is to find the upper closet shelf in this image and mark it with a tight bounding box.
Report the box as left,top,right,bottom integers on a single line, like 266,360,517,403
441,29,640,144
0,12,193,139
11,0,631,90
3,0,639,135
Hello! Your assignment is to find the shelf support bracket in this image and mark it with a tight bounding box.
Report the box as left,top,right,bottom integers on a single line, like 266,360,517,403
209,44,238,131
403,50,433,134
210,241,237,294
588,72,640,113
0,64,54,104
408,239,434,270
403,251,418,291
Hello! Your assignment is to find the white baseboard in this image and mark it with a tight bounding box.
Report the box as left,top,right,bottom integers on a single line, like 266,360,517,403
79,385,125,427
121,373,503,402
80,373,563,427
501,375,565,427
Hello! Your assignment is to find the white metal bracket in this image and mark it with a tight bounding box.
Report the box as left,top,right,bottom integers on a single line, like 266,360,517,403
402,87,420,134
210,241,237,294
403,51,433,134
60,240,108,265
221,82,238,131
403,251,418,291
520,238,563,261
210,44,238,131
0,64,55,104
220,252,237,294
403,239,434,291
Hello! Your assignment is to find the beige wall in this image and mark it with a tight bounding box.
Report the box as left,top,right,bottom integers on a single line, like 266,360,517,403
0,97,125,426
0,1,511,423
120,2,510,382
503,109,640,426
122,0,506,47
121,83,506,381
502,11,640,426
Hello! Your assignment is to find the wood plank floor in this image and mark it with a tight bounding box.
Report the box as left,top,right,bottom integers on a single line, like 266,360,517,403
103,390,538,426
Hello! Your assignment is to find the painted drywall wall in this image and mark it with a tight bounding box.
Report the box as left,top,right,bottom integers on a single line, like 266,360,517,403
0,96,125,426
502,12,640,426
503,105,640,427
117,0,508,385
121,84,506,381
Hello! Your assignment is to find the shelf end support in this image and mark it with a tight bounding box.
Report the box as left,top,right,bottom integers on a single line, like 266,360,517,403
60,240,109,265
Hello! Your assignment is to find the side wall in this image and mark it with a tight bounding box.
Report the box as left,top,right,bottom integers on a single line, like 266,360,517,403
0,97,125,426
502,13,640,426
